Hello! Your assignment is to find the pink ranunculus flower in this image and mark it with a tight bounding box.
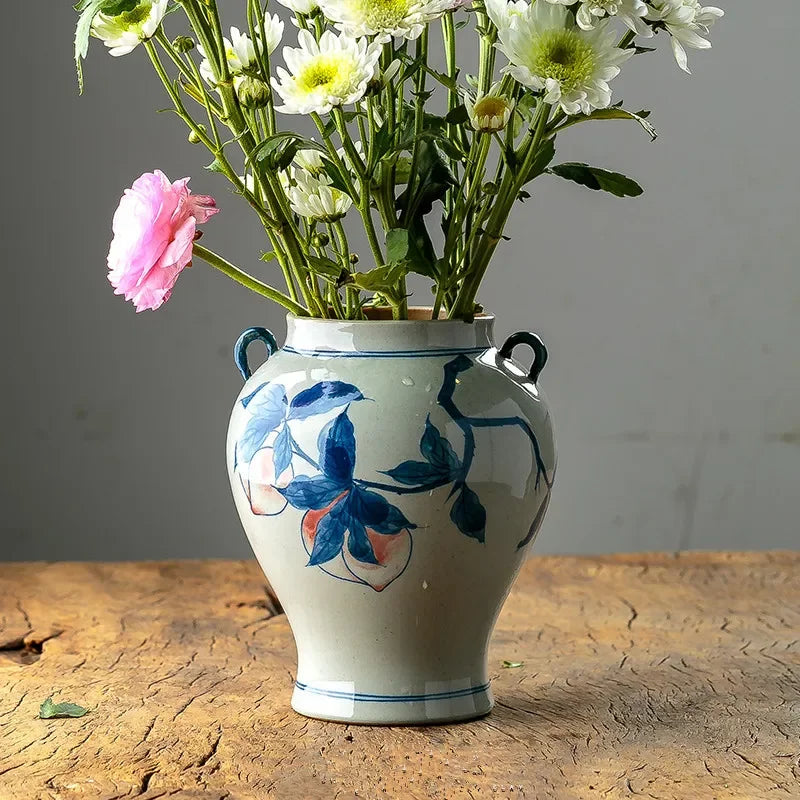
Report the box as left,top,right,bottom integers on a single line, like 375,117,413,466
107,170,219,312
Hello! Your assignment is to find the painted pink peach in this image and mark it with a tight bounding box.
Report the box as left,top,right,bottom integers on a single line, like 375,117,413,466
241,446,293,516
302,498,412,592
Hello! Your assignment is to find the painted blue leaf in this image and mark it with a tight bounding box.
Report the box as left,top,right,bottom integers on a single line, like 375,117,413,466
450,484,486,543
383,460,449,486
318,412,356,484
346,517,379,565
236,384,287,463
350,487,414,534
420,416,461,473
308,499,348,566
245,383,287,418
280,475,344,510
272,425,292,477
288,381,364,420
237,418,275,464
240,382,268,408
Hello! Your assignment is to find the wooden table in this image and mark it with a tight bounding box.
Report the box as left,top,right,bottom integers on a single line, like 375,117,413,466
1,553,797,800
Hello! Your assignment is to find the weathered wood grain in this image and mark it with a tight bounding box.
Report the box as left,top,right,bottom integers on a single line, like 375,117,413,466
0,553,798,800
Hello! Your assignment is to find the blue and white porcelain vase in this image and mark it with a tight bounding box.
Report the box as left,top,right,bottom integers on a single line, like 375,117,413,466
227,310,556,724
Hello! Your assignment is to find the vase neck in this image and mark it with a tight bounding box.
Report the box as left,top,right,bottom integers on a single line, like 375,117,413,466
284,314,495,355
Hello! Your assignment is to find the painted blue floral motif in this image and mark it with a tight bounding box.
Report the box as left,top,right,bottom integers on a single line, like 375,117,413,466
375,354,551,545
235,356,552,591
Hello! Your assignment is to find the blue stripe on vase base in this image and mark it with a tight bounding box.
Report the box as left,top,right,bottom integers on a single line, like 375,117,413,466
282,346,488,359
294,681,491,703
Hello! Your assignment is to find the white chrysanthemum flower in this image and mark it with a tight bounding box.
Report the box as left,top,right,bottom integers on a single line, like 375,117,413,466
91,0,167,56
288,171,353,222
496,2,632,115
276,0,320,13
647,0,723,73
261,12,285,55
199,27,256,85
272,30,381,115
465,85,515,132
319,0,453,41
544,0,652,36
485,0,532,32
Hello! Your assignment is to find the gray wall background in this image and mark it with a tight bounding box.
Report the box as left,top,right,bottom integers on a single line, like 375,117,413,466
2,3,798,561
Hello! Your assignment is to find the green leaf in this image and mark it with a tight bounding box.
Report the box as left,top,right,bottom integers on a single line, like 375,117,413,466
420,64,459,92
100,0,139,13
306,256,347,284
259,251,277,262
319,159,353,196
501,660,524,669
386,229,410,263
39,697,89,719
444,104,470,125
74,0,106,93
396,139,456,220
559,107,657,140
547,163,643,198
74,0,142,93
205,157,226,175
351,264,408,296
250,133,327,171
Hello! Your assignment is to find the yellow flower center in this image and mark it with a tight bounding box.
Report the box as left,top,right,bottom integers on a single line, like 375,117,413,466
474,96,509,119
528,29,597,92
300,59,342,90
357,0,412,31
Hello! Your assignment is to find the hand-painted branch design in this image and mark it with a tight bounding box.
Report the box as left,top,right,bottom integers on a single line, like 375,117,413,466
359,355,551,544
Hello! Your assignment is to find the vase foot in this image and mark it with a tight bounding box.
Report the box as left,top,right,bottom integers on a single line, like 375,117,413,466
290,679,494,725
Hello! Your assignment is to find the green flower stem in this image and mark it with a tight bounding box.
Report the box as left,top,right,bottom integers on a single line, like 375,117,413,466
314,111,385,272
204,0,232,84
213,77,317,311
477,8,497,96
153,30,207,98
441,13,466,154
248,0,277,135
178,1,221,77
331,221,359,319
450,102,551,318
192,243,307,315
144,41,306,309
403,28,428,223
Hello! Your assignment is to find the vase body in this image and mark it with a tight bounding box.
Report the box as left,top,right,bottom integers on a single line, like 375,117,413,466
226,313,556,724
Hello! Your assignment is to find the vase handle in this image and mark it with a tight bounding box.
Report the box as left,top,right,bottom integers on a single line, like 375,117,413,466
499,331,548,385
234,327,278,381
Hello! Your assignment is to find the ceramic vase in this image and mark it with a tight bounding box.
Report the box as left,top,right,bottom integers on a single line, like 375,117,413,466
226,310,556,724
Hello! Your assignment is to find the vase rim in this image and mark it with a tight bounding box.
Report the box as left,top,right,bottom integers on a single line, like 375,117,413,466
284,309,496,355
286,307,494,323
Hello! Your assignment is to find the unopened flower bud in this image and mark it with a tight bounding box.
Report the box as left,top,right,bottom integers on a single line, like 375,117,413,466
236,75,270,110
466,89,515,134
188,125,206,144
349,253,359,265
172,36,195,53
312,232,330,248
482,181,498,196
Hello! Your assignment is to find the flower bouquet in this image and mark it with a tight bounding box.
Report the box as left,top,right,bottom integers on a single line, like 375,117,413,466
76,0,722,319
74,0,723,724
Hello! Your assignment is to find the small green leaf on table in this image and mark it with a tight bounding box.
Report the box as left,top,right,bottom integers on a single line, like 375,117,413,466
39,697,89,719
502,660,524,669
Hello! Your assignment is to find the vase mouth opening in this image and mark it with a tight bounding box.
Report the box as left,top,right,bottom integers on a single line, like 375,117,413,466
287,307,494,323
284,308,496,354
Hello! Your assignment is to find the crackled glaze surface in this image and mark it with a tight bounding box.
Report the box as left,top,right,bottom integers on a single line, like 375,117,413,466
227,314,556,723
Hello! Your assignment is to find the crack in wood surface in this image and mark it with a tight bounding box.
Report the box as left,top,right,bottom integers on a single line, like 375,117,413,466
0,554,798,800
